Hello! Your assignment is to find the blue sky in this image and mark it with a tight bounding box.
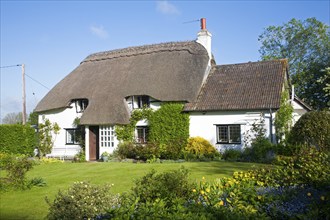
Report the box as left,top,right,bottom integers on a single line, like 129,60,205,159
0,0,329,122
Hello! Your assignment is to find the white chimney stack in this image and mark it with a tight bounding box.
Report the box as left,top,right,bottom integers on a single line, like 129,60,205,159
196,18,212,59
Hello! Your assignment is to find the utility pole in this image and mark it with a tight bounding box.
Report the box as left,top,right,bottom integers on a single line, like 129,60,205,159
22,64,26,125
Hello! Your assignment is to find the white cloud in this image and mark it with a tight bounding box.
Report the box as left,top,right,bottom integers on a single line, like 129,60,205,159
156,1,180,15
90,25,109,39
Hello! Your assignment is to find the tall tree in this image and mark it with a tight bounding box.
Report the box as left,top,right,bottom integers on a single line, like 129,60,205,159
258,17,330,109
2,112,22,124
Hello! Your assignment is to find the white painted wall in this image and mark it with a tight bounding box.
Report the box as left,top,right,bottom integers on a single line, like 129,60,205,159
189,110,276,152
292,99,309,124
38,103,82,156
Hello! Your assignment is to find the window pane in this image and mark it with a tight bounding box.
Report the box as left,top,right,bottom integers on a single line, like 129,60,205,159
218,126,228,143
229,125,241,143
67,130,73,144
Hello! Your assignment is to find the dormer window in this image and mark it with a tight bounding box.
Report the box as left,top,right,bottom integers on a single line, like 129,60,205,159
74,99,88,113
126,95,150,111
137,96,150,108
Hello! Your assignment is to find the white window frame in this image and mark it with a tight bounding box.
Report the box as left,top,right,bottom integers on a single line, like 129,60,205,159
99,126,115,147
136,126,149,144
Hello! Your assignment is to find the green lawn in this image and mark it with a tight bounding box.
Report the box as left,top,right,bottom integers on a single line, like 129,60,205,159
0,161,263,220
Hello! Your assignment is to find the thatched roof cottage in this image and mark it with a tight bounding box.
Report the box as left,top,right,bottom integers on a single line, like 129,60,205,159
35,19,310,161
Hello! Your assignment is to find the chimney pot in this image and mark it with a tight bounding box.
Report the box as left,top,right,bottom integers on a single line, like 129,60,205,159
201,18,206,30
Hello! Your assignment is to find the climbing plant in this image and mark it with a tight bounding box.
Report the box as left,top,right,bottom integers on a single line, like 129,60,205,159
149,103,189,158
115,108,153,142
274,90,293,143
38,116,60,157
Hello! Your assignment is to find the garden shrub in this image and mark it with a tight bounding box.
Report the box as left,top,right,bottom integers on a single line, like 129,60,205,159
191,146,330,219
159,139,186,160
184,136,220,161
73,150,86,163
135,142,160,161
115,141,137,159
0,124,37,155
242,137,275,163
46,181,119,220
288,110,330,152
130,167,193,206
222,149,242,161
0,153,35,189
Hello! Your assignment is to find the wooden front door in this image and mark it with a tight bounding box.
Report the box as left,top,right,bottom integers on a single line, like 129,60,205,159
89,126,99,161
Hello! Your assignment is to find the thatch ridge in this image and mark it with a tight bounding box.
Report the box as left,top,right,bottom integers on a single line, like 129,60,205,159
82,41,207,63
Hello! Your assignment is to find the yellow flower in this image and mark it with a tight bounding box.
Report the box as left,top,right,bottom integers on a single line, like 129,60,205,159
307,192,312,197
200,190,205,195
192,189,196,193
202,176,205,180
218,200,224,206
206,188,210,193
320,196,325,201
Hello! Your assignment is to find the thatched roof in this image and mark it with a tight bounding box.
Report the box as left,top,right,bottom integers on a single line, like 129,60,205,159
184,59,288,111
35,41,210,125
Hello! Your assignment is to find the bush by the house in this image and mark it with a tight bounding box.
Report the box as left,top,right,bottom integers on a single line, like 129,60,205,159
288,110,330,152
159,139,186,160
0,124,37,155
222,149,242,161
46,181,119,220
115,141,137,159
135,142,160,161
184,136,221,161
72,150,86,163
242,137,275,163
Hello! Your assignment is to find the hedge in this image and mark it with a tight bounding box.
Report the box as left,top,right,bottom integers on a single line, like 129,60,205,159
0,124,37,155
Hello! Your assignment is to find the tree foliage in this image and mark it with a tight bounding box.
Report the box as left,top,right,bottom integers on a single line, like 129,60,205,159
258,17,330,109
2,112,22,124
288,111,330,151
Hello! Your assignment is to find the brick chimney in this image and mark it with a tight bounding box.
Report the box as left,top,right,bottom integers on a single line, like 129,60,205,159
196,18,212,59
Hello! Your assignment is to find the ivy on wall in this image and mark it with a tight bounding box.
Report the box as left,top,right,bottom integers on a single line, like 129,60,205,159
274,90,294,142
115,103,190,157
115,107,153,142
149,103,189,148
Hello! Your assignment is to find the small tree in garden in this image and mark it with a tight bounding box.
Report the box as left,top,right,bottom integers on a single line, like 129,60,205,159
38,116,60,157
288,111,330,151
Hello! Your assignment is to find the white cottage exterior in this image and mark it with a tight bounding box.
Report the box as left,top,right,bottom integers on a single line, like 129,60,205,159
35,19,310,161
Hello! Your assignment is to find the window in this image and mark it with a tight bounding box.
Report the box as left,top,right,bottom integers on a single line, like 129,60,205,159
136,96,150,108
65,129,79,144
216,125,241,144
99,126,115,147
74,99,89,113
136,126,149,144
